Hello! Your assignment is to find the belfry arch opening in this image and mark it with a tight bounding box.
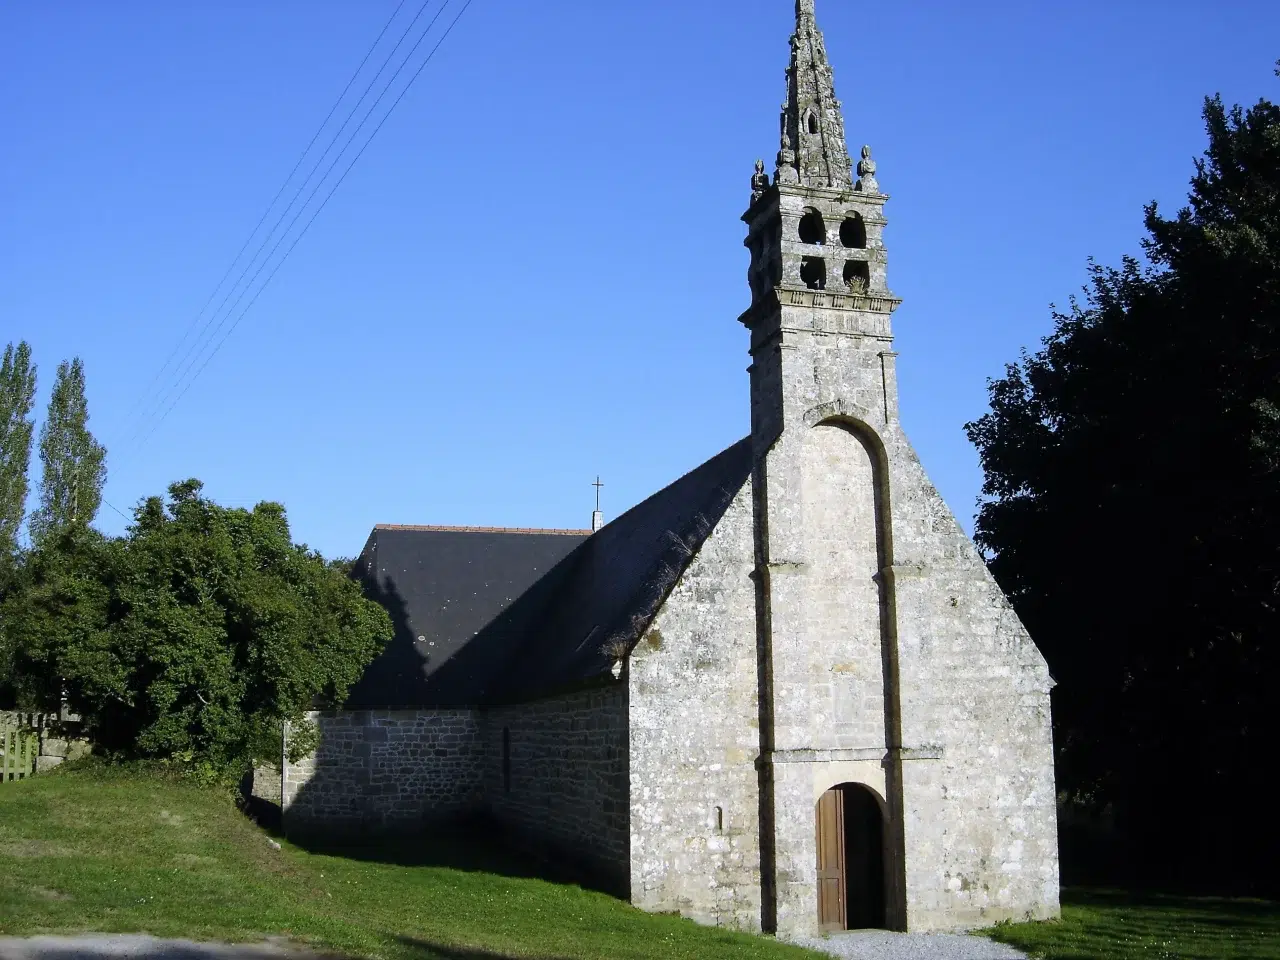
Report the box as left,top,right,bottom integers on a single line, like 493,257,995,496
815,783,887,931
800,256,827,290
844,259,870,294
841,213,867,249
798,208,826,245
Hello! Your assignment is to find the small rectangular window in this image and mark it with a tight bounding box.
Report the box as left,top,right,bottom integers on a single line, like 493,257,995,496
502,727,511,794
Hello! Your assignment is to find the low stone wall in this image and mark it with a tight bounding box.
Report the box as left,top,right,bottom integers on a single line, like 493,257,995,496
250,763,282,805
484,683,630,893
281,690,629,888
0,710,91,773
282,709,484,830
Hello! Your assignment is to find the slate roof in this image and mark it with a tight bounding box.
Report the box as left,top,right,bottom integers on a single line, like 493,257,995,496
347,437,753,707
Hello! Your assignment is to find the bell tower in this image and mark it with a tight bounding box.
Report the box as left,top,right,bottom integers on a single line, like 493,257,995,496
739,4,1059,942
742,0,901,450
744,0,910,935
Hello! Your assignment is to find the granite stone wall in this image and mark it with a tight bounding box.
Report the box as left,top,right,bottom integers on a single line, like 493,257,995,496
283,709,484,829
484,685,630,893
627,476,764,930
884,442,1060,931
748,304,1060,935
282,691,630,881
251,763,282,805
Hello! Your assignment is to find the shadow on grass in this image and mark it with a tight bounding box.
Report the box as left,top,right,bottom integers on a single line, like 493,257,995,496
986,887,1280,960
241,799,616,898
0,940,573,960
394,936,576,960
240,794,283,833
308,821,608,892
1066,886,1279,922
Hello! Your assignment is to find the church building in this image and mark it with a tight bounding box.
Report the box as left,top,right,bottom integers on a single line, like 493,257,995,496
279,0,1060,936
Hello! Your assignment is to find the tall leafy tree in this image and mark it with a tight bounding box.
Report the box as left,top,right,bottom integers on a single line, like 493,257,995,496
30,358,107,545
0,342,38,699
0,341,37,572
3,480,393,775
966,77,1280,895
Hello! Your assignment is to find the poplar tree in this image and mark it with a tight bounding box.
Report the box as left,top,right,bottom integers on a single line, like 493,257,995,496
30,358,107,545
0,341,37,573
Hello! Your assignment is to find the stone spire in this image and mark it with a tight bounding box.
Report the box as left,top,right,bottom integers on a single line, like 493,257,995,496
775,0,854,190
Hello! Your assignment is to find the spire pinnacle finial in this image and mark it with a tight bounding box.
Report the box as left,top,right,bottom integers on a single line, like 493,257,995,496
775,0,853,190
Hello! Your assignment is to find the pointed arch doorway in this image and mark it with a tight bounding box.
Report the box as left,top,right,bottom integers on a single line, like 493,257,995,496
816,783,887,931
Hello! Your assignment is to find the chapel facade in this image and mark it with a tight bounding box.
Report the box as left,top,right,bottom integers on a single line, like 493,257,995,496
276,0,1060,936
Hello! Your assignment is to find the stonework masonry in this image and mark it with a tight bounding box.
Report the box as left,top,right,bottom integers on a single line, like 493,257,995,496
281,689,630,890
283,710,484,828
628,477,763,930
485,685,630,892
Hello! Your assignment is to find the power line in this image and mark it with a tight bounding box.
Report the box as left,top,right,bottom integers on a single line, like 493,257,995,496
128,0,436,447
123,0,413,434
124,0,425,446
133,0,451,449
101,499,132,523
134,0,477,450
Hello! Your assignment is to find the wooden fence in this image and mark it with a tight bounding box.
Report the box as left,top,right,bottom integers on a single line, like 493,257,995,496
1,718,38,784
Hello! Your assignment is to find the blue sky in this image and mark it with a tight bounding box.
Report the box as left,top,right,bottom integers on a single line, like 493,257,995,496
2,1,1277,558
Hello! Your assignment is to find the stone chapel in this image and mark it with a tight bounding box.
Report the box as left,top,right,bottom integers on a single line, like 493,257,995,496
277,0,1060,937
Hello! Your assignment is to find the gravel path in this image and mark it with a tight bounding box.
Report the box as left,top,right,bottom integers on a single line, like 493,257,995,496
0,932,1028,960
787,930,1028,960
0,936,326,960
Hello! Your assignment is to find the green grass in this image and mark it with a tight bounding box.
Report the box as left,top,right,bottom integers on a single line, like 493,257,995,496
981,888,1280,960
0,765,816,959
4,767,1275,959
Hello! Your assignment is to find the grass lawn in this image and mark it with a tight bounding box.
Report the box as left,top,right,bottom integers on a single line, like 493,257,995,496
0,764,817,960
4,766,1276,959
981,888,1280,960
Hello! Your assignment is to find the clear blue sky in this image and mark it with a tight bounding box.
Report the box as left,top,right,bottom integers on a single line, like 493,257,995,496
2,1,1277,558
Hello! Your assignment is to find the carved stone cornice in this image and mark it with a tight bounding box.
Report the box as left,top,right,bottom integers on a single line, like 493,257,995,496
776,285,902,314
738,286,903,331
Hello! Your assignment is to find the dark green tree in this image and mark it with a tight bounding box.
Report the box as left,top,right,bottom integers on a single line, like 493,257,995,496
966,77,1280,894
0,341,37,574
29,358,107,546
2,524,114,712
3,480,393,775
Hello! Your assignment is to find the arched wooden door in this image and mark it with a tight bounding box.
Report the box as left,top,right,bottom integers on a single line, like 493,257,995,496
816,784,887,931
816,787,847,930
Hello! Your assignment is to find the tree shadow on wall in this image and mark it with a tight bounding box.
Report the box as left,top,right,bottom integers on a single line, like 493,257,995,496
282,566,618,895
342,553,437,708
284,538,628,900
343,533,590,709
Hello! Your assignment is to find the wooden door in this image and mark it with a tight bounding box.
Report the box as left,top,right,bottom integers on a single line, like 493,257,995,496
816,787,846,931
